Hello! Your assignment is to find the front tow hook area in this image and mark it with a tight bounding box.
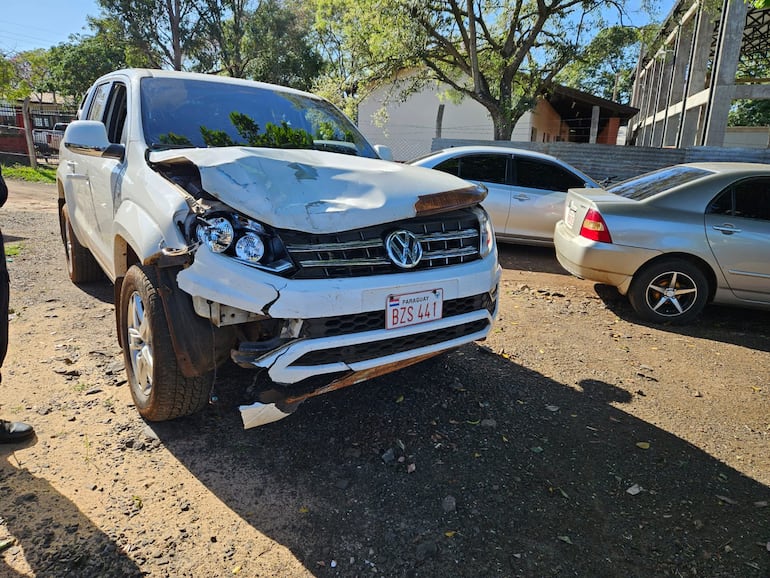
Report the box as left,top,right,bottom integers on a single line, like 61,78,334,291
238,350,443,429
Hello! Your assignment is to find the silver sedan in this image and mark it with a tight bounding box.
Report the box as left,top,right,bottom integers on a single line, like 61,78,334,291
409,146,598,246
554,162,770,323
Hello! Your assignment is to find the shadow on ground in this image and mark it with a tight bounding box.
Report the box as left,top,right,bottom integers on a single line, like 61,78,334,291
0,441,143,577
149,346,770,577
497,244,567,275
593,283,770,353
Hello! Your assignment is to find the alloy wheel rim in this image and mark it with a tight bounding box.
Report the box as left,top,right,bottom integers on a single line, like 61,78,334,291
126,291,153,398
645,270,698,317
64,222,74,275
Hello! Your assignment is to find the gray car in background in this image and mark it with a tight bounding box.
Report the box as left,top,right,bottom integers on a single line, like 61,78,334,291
409,146,598,246
554,163,770,324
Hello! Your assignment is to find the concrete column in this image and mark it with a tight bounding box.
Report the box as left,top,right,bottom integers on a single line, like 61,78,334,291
650,51,672,147
702,0,748,146
589,105,600,143
662,19,694,146
678,4,715,147
635,67,652,146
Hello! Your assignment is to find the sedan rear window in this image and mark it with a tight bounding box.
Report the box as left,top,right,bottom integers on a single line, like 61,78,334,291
607,166,711,200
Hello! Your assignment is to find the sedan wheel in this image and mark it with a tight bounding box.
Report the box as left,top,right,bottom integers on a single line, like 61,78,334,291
120,264,212,421
628,259,709,324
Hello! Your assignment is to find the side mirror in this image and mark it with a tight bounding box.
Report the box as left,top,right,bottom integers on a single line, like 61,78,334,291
374,144,393,161
63,120,124,161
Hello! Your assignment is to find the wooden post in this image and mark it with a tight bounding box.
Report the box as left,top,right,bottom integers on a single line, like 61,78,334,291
22,98,37,169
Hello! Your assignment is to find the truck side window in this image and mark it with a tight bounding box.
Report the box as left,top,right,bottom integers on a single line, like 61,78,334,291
105,83,128,145
87,83,112,122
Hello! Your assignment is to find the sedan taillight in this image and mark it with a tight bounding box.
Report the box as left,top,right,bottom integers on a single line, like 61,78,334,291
579,209,612,243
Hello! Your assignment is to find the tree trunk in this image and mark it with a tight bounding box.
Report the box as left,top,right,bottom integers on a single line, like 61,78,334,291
485,104,515,140
492,115,514,140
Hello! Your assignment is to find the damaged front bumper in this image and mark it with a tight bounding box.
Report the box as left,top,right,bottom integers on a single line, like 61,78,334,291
176,245,500,427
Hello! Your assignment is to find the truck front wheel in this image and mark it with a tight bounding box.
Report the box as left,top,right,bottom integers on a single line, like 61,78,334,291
119,264,212,421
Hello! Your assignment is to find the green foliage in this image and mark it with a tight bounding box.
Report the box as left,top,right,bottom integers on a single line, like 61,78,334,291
243,0,323,89
4,243,22,258
200,113,314,148
194,0,322,89
97,0,203,70
728,100,770,127
310,0,636,139
0,49,54,102
48,17,151,103
557,26,643,103
159,133,194,146
0,164,57,183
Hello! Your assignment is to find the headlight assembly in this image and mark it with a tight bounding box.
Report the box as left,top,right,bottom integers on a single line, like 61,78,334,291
194,211,294,274
197,217,234,253
473,207,495,258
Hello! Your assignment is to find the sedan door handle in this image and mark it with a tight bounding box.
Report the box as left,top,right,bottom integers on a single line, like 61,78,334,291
513,194,529,201
712,224,741,235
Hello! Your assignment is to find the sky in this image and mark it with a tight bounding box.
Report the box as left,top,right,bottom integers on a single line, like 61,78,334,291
0,0,677,55
0,0,102,54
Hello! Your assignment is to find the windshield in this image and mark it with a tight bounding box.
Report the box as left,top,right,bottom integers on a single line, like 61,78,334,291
607,166,711,200
140,77,378,158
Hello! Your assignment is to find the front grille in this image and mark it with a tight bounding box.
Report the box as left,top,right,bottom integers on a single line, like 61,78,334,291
301,293,495,339
293,319,490,366
281,209,481,279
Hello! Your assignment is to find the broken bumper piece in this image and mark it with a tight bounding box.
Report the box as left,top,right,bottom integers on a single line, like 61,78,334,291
239,401,295,429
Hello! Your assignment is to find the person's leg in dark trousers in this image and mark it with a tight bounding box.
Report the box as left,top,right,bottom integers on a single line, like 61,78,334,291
0,165,34,443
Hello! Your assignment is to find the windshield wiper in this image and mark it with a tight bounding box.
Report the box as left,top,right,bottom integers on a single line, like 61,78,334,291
148,142,198,151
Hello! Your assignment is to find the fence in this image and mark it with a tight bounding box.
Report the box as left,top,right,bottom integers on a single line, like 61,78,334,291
0,103,76,165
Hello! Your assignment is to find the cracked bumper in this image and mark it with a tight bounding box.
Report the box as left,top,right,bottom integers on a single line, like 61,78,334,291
176,247,500,384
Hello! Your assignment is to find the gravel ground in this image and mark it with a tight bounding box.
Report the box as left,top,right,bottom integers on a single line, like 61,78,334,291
0,180,768,577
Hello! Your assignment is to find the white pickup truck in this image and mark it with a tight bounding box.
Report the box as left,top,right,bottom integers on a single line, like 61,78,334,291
56,69,500,428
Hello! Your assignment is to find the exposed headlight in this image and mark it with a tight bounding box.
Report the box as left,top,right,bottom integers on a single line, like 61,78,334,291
197,217,234,253
474,207,495,258
235,232,265,263
193,211,294,274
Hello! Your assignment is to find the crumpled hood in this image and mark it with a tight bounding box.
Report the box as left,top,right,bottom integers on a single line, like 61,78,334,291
149,147,482,233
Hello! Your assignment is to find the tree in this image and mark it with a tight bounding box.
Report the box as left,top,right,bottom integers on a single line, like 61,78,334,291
194,0,322,89
48,18,154,103
243,0,323,89
557,26,645,104
97,0,204,70
0,49,54,102
312,0,633,140
311,0,377,120
194,0,253,77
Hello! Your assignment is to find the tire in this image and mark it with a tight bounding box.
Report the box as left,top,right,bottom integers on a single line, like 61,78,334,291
628,258,709,324
119,264,212,421
60,204,102,283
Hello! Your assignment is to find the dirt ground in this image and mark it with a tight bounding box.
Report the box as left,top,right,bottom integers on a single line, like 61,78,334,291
0,179,768,578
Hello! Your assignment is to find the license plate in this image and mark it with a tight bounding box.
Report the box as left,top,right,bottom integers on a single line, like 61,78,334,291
386,289,443,330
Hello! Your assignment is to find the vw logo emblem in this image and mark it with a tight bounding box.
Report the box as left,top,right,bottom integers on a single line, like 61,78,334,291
385,230,422,269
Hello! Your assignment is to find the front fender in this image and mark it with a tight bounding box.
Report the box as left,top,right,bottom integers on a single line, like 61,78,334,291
112,199,187,269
